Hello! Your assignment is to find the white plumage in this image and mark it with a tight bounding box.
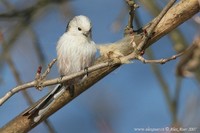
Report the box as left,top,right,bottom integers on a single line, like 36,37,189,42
23,15,97,122
57,15,96,77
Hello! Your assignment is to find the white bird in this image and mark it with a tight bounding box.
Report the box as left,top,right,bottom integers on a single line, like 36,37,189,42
23,15,97,122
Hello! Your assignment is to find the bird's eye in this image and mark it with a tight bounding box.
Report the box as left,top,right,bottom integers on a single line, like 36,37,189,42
78,27,82,31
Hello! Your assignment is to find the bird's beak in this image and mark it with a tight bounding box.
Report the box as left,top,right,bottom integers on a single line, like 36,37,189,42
83,32,90,37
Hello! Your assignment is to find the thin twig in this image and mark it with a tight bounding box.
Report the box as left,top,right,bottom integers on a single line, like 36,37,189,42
124,0,139,35
133,7,179,124
41,59,57,80
5,55,57,133
137,52,183,64
140,0,188,53
35,58,57,90
0,60,116,106
6,54,37,106
112,39,186,65
6,55,34,104
137,0,177,51
126,0,139,28
120,44,185,65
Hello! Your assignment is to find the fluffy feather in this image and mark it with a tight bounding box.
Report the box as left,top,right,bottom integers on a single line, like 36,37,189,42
23,15,97,122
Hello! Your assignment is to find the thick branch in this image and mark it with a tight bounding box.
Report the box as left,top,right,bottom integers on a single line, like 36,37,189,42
144,0,200,48
0,0,199,132
137,0,177,51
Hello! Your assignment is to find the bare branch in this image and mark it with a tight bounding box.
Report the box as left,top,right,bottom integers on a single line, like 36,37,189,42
5,55,56,133
0,60,114,106
41,59,57,80
137,51,184,64
137,0,177,51
0,0,199,132
35,59,57,91
125,0,139,29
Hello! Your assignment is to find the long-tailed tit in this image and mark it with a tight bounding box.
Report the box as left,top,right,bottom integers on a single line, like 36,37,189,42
23,15,97,122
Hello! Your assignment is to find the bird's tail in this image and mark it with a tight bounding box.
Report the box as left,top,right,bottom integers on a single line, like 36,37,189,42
22,84,66,122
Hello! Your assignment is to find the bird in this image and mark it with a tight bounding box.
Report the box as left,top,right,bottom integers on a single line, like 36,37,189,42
23,15,97,122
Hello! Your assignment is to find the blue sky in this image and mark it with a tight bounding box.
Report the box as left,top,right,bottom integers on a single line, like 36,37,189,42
0,0,199,133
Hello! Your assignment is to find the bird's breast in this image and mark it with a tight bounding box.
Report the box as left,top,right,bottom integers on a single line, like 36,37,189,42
56,34,96,76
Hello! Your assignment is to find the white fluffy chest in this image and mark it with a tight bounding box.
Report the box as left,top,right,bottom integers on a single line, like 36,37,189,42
56,33,96,75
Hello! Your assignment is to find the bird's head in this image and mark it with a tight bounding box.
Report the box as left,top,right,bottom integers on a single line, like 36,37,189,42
67,15,92,38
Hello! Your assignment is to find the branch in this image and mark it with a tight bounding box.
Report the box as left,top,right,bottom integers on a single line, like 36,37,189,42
137,50,184,64
136,0,177,51
144,0,200,49
5,55,56,133
125,0,139,29
0,60,113,106
0,0,199,132
35,58,57,90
